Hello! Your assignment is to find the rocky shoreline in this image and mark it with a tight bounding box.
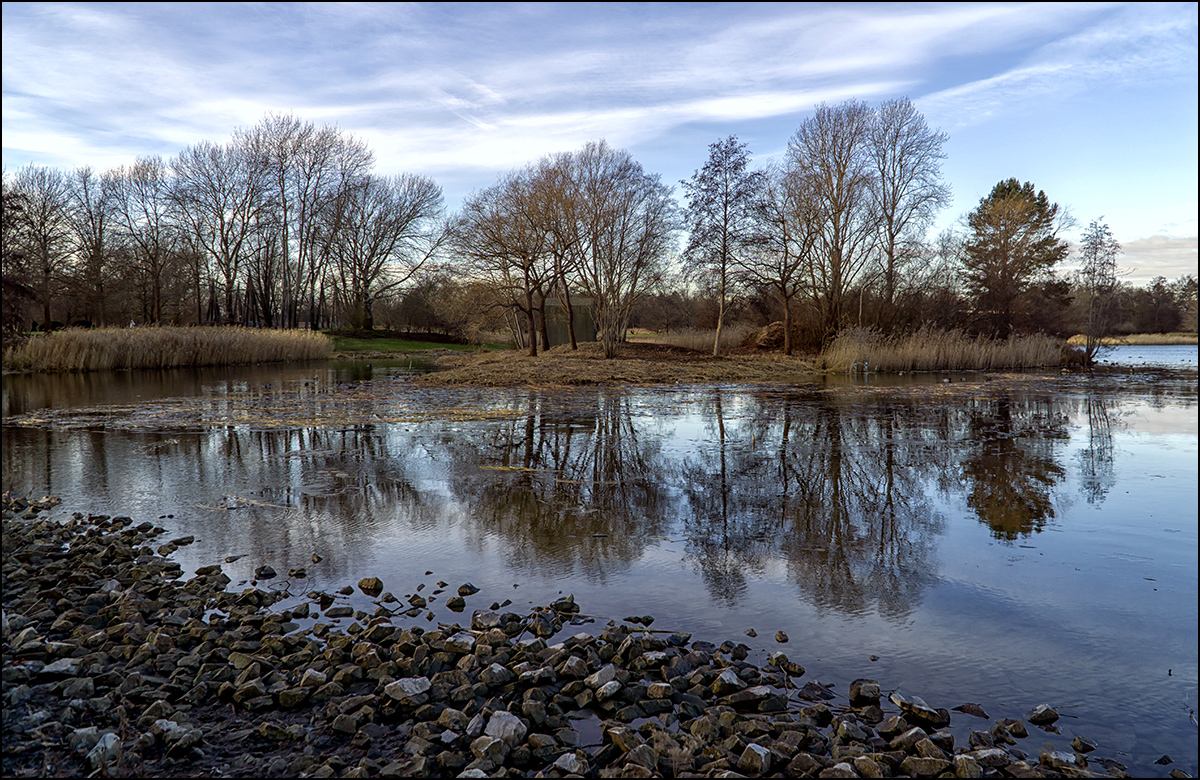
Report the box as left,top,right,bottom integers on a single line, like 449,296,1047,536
1,495,1183,779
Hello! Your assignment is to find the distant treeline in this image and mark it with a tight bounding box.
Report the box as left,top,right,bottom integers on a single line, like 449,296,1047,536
3,106,1196,359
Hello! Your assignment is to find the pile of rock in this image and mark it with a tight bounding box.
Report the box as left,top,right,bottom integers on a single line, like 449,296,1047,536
2,499,1169,778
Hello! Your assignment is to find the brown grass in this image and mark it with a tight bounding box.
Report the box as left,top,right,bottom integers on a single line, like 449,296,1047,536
821,327,1069,372
415,341,817,386
1066,332,1198,346
647,324,757,352
2,326,333,372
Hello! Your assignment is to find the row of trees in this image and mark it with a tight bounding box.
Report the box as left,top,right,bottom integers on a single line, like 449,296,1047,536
3,114,444,335
4,102,1195,356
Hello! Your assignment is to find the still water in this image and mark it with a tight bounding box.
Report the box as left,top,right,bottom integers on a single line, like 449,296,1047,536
2,348,1196,776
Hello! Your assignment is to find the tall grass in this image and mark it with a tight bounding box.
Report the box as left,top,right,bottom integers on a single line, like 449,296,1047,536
1066,332,1197,346
653,324,756,353
3,326,333,372
821,327,1070,372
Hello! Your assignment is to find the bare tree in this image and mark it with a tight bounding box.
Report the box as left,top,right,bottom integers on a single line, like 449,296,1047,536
325,174,445,330
869,98,950,311
562,141,678,358
452,168,553,355
113,156,178,324
250,113,374,328
12,165,72,331
743,163,820,354
171,137,274,323
787,101,881,342
681,136,765,356
1076,218,1122,364
66,166,120,326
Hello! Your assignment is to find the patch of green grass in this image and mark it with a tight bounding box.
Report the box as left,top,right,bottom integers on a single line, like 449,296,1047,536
331,336,510,352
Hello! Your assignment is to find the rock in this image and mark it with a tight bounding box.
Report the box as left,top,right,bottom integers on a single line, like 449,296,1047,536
596,680,622,701
1040,748,1082,771
358,577,383,595
585,664,617,690
553,752,587,775
484,711,527,746
798,680,836,701
900,755,952,777
738,743,772,775
1026,704,1059,724
952,703,990,719
848,678,881,705
953,754,983,778
890,691,948,726
471,610,501,630
775,631,789,643
86,732,122,770
384,677,432,704
458,583,480,596
818,762,859,778
1070,735,1097,753
444,631,477,654
712,669,746,695
479,663,514,687
445,596,466,611
745,628,757,637
254,565,276,579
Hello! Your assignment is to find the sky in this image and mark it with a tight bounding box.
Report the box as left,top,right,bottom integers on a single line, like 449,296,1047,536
3,2,1196,285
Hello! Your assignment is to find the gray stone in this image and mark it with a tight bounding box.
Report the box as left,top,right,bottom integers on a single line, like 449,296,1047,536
86,732,121,770
711,669,745,695
647,682,673,699
384,676,432,703
848,678,881,705
596,680,622,701
953,754,983,778
471,610,501,630
900,755,952,777
561,655,589,678
479,663,514,687
444,632,476,654
484,710,527,746
553,752,586,775
738,743,772,775
1027,704,1059,725
68,726,101,755
470,735,509,764
1070,735,1098,753
584,663,617,689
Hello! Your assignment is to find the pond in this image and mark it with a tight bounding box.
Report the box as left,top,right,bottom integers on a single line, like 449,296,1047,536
2,348,1197,776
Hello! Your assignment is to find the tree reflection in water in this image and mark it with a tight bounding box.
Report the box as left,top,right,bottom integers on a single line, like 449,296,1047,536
443,390,674,582
2,380,1133,620
960,396,1067,540
680,390,943,618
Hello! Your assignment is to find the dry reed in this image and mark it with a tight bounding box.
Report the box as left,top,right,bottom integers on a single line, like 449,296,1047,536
653,324,756,352
1066,332,1197,346
821,327,1069,372
3,326,333,372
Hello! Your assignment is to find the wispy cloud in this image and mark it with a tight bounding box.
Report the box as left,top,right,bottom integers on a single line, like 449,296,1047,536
2,2,1195,282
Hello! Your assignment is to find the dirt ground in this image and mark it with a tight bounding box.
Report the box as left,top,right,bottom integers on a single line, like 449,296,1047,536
409,342,821,387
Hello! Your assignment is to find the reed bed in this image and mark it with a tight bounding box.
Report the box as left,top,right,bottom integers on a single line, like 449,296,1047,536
652,324,756,353
821,327,1069,372
1066,332,1197,346
3,326,333,372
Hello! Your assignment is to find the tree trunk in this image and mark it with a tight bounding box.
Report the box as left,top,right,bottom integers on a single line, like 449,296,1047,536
781,288,793,356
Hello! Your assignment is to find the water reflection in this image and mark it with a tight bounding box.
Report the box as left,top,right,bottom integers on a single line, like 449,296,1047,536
0,378,1153,615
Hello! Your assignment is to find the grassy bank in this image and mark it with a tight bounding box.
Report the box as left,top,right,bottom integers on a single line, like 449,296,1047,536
821,327,1070,372
2,326,332,372
1066,332,1197,346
